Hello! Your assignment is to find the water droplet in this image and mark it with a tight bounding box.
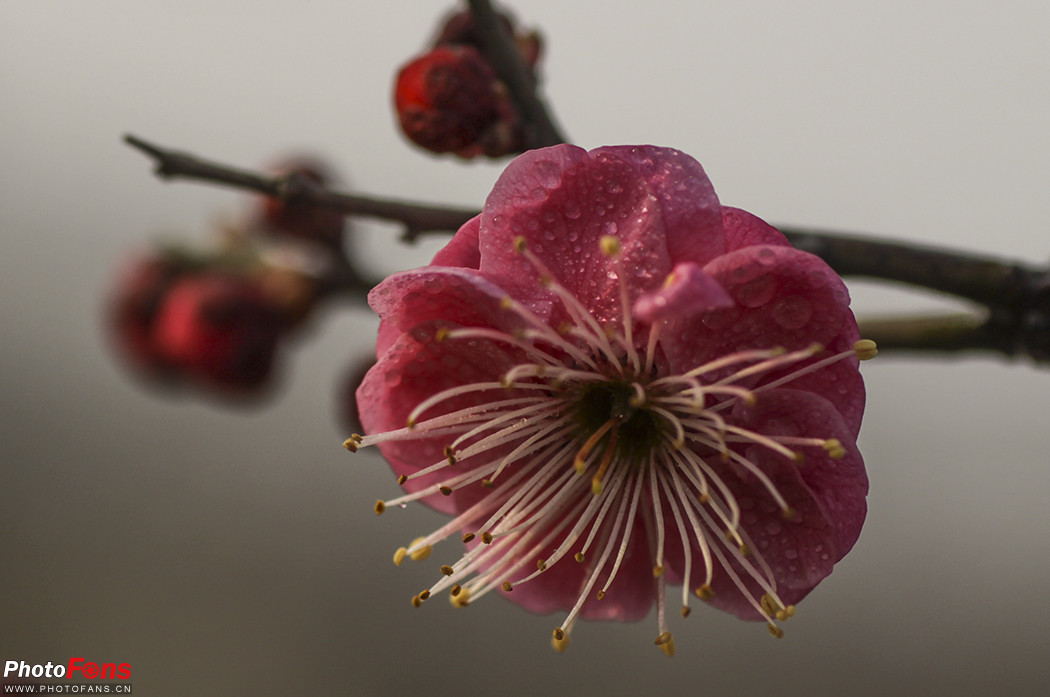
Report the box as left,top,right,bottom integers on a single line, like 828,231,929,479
772,295,813,329
756,247,777,266
603,221,618,236
605,179,623,194
784,548,798,560
765,521,782,536
563,201,581,219
736,274,777,308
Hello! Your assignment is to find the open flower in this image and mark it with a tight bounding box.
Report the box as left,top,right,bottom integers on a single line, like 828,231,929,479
347,144,872,654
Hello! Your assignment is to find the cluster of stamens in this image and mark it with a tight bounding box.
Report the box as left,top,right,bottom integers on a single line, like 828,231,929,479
345,236,876,655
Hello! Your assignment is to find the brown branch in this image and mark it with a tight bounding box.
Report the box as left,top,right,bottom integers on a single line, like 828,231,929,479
124,134,476,241
125,134,1050,363
466,0,566,148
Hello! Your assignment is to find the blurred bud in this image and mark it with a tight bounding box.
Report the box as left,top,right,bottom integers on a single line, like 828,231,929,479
395,45,521,157
152,273,287,393
107,253,187,382
260,158,345,246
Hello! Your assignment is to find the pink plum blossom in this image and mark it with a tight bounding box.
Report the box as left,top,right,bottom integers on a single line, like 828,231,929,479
347,144,872,654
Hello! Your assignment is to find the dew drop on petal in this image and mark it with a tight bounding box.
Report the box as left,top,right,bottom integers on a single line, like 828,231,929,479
563,200,581,219
735,274,777,308
772,295,813,329
756,247,777,266
603,221,618,236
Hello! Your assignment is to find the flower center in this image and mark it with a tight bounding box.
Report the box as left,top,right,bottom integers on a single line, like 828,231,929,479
571,380,663,464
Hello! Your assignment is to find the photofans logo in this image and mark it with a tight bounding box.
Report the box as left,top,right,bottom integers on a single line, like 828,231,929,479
2,659,132,694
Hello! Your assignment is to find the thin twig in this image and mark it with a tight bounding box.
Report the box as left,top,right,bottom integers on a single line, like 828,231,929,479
124,134,477,241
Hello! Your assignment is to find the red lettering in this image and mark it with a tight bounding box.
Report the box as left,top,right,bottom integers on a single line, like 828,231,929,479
66,657,131,680
67,658,85,679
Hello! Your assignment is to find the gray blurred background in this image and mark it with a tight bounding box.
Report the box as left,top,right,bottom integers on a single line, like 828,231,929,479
3,1,1049,695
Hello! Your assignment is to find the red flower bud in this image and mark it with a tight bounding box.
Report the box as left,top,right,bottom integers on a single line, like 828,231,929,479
394,45,520,158
394,45,498,152
107,253,186,382
152,274,286,393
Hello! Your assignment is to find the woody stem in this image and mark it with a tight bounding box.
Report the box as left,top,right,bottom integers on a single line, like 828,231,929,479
124,134,1050,364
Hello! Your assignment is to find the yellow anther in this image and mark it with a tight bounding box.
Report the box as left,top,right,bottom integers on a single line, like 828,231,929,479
444,446,457,465
596,590,606,600
393,548,407,566
599,235,621,256
499,296,513,310
551,631,571,653
591,480,604,496
343,434,362,452
434,326,449,342
853,339,878,360
536,558,547,571
760,594,780,617
695,585,714,601
405,417,417,429
652,565,666,578
739,544,751,557
767,624,785,639
450,584,461,596
557,322,573,335
374,500,386,515
539,273,553,287
781,506,797,521
418,590,430,600
439,486,453,496
481,479,495,489
462,532,476,544
823,438,846,459
481,532,493,544
574,552,585,563
784,605,797,618
502,581,514,592
440,565,455,576
411,595,422,608
408,538,432,562
807,342,825,355
553,627,565,641
654,631,676,657
513,236,527,252
791,450,805,463
681,606,691,618
450,588,471,607
397,474,408,485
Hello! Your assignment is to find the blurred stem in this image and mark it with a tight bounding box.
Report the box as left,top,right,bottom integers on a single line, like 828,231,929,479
466,0,566,148
125,134,1050,364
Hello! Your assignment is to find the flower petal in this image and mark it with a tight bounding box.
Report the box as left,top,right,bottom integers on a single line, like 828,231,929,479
661,244,855,372
721,206,791,251
432,214,482,269
632,262,734,323
494,518,656,622
358,320,524,515
476,144,724,327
